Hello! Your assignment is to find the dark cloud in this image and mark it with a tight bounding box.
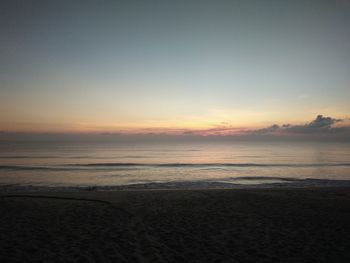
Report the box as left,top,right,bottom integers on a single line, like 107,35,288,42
309,115,341,128
252,115,348,137
253,124,280,134
282,115,342,134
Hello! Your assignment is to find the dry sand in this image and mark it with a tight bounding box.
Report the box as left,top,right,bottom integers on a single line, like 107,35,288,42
1,188,350,262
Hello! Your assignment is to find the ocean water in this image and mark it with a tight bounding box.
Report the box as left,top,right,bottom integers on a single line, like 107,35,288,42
0,141,350,190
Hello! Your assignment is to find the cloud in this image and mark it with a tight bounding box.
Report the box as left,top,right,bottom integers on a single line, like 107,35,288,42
252,115,347,137
282,115,342,134
182,126,246,136
252,124,280,134
299,114,341,129
1,115,349,142
188,115,347,138
177,115,349,140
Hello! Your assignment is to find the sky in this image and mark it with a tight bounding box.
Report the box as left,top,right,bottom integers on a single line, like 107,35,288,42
1,0,350,139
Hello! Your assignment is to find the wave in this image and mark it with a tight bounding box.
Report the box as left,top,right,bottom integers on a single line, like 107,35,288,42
0,156,125,159
0,165,84,171
0,156,59,159
1,162,350,171
1,178,350,192
74,162,350,167
0,165,141,171
227,176,300,182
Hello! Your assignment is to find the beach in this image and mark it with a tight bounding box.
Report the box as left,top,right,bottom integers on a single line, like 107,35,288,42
1,187,350,262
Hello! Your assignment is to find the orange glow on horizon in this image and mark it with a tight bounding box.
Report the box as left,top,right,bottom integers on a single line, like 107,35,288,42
1,111,349,135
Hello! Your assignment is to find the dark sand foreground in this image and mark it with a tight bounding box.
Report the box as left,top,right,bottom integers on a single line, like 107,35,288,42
1,188,350,262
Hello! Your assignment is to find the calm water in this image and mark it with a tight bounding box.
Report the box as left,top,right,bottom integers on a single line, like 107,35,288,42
0,141,350,189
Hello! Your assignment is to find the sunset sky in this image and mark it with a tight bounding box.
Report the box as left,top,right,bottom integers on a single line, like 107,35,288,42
1,0,350,137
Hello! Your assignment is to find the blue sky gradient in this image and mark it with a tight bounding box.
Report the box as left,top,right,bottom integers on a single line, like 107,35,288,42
1,0,350,135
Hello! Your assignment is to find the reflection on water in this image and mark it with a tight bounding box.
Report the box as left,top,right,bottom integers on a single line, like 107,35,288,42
0,141,349,188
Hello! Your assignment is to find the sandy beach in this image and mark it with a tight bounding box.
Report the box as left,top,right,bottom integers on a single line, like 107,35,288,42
1,187,350,262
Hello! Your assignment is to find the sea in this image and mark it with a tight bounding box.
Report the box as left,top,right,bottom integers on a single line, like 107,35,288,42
0,141,350,191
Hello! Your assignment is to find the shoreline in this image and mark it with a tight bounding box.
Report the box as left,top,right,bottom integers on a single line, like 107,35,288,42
1,178,350,193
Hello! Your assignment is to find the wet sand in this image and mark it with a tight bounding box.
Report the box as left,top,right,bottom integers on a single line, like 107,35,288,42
1,187,350,262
